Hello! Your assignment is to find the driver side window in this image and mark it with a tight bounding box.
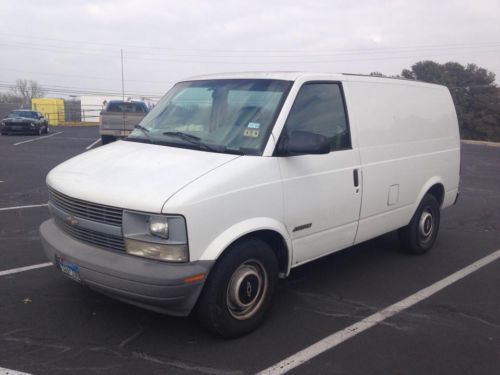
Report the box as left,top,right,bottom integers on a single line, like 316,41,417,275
284,82,351,152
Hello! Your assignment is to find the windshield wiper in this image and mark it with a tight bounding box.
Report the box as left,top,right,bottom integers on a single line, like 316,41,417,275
129,124,153,143
162,131,217,152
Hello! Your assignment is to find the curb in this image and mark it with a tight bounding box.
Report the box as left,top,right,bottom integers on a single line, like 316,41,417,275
461,140,500,148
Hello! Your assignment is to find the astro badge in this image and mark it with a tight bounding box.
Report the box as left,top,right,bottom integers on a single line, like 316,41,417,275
244,122,260,138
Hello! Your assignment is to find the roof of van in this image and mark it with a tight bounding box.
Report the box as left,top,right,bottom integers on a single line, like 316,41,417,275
183,71,445,88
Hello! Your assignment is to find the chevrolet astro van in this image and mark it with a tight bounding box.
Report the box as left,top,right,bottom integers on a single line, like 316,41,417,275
40,72,460,338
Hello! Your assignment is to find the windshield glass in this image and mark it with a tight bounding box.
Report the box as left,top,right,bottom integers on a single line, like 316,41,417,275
9,110,37,118
127,79,292,155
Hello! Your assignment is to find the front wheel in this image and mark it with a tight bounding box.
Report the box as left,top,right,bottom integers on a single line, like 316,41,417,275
195,238,278,338
399,194,440,254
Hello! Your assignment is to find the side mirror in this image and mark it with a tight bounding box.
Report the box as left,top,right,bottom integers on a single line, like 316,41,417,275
276,131,330,156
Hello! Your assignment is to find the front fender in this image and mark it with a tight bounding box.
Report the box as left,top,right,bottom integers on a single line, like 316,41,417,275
199,217,292,271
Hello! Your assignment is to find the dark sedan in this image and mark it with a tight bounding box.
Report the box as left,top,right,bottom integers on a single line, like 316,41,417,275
1,110,49,135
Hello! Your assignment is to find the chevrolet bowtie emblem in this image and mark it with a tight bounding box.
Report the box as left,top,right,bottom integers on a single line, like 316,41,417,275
66,215,78,226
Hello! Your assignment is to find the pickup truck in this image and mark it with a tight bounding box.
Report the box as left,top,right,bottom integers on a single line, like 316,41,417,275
99,100,148,144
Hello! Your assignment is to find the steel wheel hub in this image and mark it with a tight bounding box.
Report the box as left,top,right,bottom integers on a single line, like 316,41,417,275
226,260,267,320
419,209,434,242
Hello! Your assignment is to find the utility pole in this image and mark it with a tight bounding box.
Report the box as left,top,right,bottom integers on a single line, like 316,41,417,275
121,48,125,100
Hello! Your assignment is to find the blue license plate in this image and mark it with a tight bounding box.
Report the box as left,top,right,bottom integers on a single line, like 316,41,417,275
57,257,82,283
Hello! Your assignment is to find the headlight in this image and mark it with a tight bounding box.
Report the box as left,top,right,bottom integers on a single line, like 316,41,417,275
122,211,188,262
149,216,169,238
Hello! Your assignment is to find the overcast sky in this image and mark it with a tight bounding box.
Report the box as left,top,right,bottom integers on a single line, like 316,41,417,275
1,0,499,100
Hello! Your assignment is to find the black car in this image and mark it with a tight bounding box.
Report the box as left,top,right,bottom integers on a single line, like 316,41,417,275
1,110,49,135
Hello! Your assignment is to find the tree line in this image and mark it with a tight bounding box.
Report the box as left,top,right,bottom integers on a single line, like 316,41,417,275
0,79,45,108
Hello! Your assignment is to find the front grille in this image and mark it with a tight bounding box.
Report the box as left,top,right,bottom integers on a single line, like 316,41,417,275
4,122,30,128
49,188,123,226
55,217,126,252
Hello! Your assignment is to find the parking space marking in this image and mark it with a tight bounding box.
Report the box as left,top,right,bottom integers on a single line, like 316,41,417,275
13,132,63,146
85,138,101,150
0,367,31,375
0,204,48,212
0,262,53,277
258,248,500,375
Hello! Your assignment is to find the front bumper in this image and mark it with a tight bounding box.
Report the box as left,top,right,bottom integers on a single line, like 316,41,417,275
40,219,214,316
1,123,37,133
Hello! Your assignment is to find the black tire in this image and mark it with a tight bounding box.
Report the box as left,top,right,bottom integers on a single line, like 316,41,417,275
37,126,43,136
399,194,440,254
195,238,278,338
44,125,49,134
101,135,116,145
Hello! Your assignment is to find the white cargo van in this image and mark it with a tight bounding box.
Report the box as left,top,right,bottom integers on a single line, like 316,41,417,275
40,72,460,338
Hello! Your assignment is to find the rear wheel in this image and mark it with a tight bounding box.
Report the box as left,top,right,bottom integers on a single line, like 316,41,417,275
101,135,116,145
399,194,440,254
195,238,278,338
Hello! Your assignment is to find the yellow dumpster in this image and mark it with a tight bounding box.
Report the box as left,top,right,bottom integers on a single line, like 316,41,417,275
32,98,65,126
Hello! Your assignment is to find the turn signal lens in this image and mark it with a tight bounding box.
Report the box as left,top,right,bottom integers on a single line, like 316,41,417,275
125,239,188,262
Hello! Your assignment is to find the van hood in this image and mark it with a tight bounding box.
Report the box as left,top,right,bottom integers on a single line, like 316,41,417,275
47,140,240,213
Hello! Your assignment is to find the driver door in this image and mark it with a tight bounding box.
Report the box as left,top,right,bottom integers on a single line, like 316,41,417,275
277,82,362,266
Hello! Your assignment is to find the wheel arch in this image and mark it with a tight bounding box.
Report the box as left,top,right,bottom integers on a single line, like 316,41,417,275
199,218,292,278
415,177,445,211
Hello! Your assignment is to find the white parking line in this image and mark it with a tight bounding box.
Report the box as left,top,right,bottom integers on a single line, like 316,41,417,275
258,248,500,375
0,367,31,375
0,262,53,277
13,132,63,146
85,138,101,150
0,203,48,212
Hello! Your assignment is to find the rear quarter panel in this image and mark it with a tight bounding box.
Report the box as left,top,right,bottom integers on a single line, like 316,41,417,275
343,79,460,243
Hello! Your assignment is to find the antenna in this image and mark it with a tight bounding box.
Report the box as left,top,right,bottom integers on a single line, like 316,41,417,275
121,49,125,100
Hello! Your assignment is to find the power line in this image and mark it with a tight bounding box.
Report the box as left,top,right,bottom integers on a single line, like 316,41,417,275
0,81,163,98
1,32,500,55
2,39,500,65
0,67,174,84
2,38,500,59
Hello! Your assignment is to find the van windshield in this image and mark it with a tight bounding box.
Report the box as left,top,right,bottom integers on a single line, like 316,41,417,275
126,79,292,155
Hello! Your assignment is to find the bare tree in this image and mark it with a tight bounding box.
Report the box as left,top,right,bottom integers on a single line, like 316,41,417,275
10,79,46,108
0,92,23,104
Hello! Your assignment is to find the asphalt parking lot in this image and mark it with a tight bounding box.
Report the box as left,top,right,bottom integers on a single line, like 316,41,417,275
0,127,499,375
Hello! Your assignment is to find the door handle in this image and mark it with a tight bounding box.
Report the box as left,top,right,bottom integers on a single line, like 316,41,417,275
353,169,359,187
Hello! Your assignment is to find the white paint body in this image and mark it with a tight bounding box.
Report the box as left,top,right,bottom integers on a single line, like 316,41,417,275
47,72,460,273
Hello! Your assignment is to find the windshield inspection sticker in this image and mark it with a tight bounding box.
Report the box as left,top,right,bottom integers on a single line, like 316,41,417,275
247,122,261,129
244,129,260,138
